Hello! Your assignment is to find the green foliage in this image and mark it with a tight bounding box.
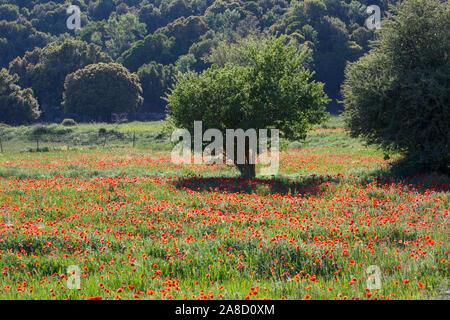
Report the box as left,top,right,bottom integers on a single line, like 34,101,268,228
270,0,374,112
63,63,143,122
342,0,450,172
137,62,177,113
0,4,19,21
206,34,274,67
0,18,51,68
0,68,40,125
118,33,176,72
188,37,218,70
88,0,115,21
103,13,147,59
206,34,314,75
167,36,328,177
30,124,49,136
75,11,148,59
175,54,197,73
138,4,165,33
161,0,192,21
9,39,112,119
156,16,209,56
29,2,74,35
61,118,77,127
205,8,242,36
0,0,405,122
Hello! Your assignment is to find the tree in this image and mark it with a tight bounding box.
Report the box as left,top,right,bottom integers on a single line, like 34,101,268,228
342,0,449,172
271,0,364,112
137,62,176,113
188,38,218,70
63,63,143,122
138,4,164,33
161,0,192,21
156,16,209,56
206,34,313,70
104,13,147,59
205,8,242,36
88,0,116,21
9,39,112,120
205,35,268,67
118,33,176,72
0,68,40,125
0,4,20,21
29,2,77,35
175,54,197,73
166,36,328,178
0,18,51,68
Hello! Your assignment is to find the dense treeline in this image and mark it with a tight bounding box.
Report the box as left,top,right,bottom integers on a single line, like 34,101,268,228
0,0,398,122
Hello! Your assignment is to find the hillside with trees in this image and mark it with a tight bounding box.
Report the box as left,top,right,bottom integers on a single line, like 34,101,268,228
0,0,400,123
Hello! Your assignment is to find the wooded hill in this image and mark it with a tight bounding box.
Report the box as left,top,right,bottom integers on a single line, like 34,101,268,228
0,0,397,122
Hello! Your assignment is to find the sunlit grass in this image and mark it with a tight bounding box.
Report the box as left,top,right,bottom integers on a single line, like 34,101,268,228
0,116,448,300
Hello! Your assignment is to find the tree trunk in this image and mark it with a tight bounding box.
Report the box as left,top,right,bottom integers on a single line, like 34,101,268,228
226,136,257,179
236,144,256,179
236,163,256,179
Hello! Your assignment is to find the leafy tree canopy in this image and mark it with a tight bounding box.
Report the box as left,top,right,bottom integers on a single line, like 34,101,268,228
342,0,449,172
167,36,329,177
9,39,112,120
63,62,143,122
117,33,176,72
0,68,40,125
137,61,177,114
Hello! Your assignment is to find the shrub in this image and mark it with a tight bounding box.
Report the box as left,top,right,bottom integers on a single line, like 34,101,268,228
63,63,143,122
32,124,49,136
61,118,77,127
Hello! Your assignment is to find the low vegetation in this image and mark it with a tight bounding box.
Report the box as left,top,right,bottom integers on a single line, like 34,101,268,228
0,116,448,300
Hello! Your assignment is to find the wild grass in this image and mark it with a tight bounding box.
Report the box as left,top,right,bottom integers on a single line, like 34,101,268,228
0,116,448,300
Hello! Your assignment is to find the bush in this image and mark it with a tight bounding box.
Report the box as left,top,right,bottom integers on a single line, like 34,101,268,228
63,63,143,122
33,125,48,134
342,0,450,172
289,141,302,150
61,118,77,127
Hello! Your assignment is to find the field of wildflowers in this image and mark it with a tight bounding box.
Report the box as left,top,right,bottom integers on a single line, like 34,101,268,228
0,119,448,300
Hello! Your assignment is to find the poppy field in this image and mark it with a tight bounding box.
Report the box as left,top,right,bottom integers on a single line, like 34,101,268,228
0,121,448,300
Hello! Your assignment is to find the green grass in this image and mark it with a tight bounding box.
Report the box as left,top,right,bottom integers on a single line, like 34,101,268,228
0,120,170,154
0,116,448,300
